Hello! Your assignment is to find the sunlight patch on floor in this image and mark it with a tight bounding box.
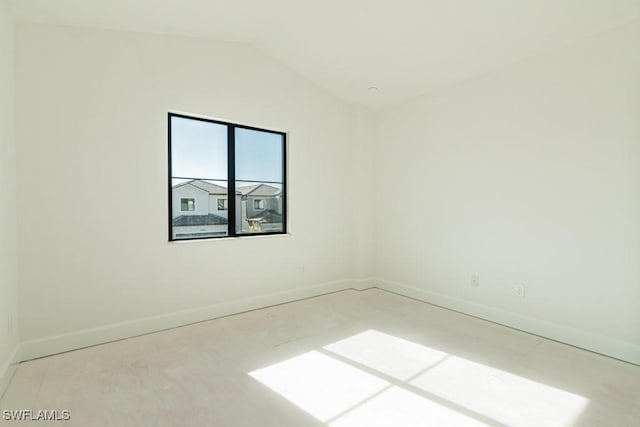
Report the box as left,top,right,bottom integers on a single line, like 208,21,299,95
249,330,589,426
249,351,388,422
329,386,486,427
411,356,589,426
324,329,448,380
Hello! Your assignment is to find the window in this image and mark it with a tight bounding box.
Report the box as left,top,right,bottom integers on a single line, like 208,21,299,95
168,113,286,241
181,198,195,211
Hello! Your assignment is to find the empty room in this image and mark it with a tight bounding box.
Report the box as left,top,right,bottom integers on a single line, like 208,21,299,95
1,0,639,425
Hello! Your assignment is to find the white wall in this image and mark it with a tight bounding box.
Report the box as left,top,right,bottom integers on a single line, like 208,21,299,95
350,105,375,287
15,23,356,358
0,0,20,395
11,19,640,366
375,22,640,363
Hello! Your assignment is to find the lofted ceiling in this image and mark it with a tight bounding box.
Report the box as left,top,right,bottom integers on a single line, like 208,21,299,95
6,0,640,109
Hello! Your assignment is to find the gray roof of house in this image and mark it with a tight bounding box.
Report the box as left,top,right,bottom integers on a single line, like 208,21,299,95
236,183,282,196
173,180,281,197
173,214,228,226
191,180,228,195
173,180,228,195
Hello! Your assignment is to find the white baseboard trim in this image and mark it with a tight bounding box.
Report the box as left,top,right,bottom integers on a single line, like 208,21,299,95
20,277,639,366
0,343,22,399
374,277,640,366
21,279,353,361
352,277,376,291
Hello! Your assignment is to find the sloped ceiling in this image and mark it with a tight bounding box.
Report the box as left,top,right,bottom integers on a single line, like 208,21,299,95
7,0,640,109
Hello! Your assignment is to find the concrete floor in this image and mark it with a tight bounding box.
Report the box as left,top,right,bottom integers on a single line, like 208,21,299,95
1,289,639,426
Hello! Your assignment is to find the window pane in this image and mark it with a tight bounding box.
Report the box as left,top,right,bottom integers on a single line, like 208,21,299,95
235,181,283,234
171,116,227,180
235,128,283,183
171,179,230,240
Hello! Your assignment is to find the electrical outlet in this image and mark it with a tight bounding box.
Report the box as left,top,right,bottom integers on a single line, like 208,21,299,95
470,274,479,287
515,284,526,297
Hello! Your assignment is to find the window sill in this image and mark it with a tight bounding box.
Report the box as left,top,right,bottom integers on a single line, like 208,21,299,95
168,232,291,244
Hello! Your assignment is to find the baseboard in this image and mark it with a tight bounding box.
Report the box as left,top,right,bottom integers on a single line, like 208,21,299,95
352,277,375,291
20,277,639,366
0,343,21,400
21,279,353,361
374,277,640,366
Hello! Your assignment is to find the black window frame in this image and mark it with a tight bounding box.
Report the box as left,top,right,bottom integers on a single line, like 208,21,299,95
254,199,265,210
168,112,287,241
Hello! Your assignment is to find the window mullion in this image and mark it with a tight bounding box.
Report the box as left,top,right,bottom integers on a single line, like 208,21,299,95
227,125,236,236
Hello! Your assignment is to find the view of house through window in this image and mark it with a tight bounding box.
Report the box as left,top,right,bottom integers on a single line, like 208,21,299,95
169,113,286,240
